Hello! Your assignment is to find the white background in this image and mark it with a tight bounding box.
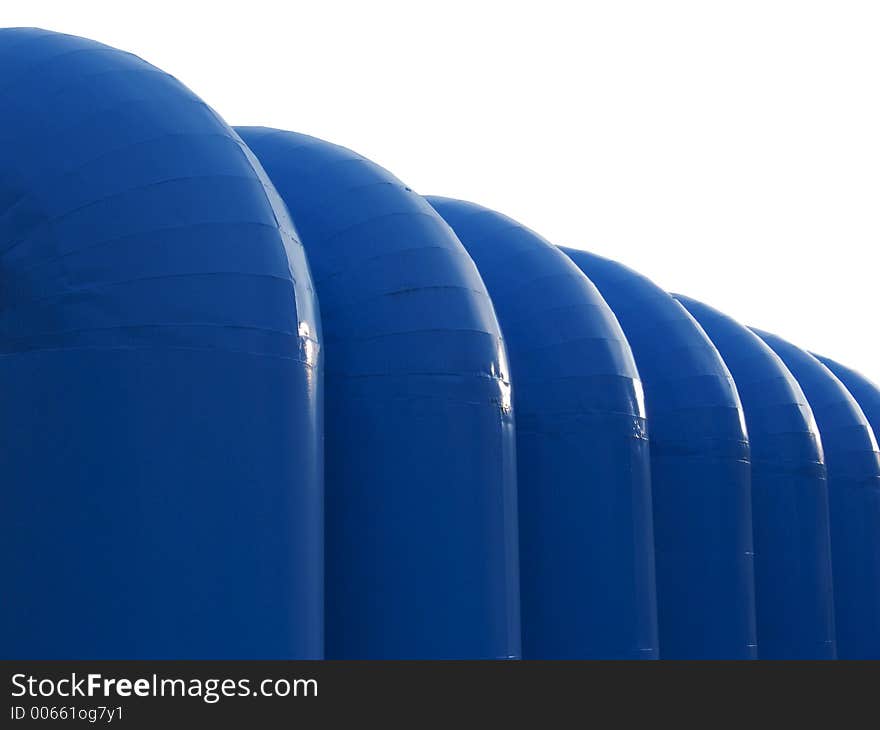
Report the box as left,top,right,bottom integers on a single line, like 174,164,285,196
4,0,879,380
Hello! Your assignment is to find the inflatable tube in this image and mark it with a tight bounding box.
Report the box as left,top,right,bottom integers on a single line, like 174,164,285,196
0,30,323,658
427,197,658,659
562,250,756,659
756,331,880,658
675,296,835,659
238,129,520,659
815,355,880,438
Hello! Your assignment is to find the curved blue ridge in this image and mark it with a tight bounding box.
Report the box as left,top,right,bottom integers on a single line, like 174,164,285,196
755,331,880,659
427,197,659,659
814,356,880,438
674,296,835,659
237,129,521,659
0,30,323,658
561,249,756,659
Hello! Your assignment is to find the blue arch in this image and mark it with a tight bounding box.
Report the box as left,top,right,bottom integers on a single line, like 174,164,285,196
675,296,835,658
755,331,880,658
562,250,756,659
815,356,880,438
0,29,323,658
427,197,658,659
238,130,521,659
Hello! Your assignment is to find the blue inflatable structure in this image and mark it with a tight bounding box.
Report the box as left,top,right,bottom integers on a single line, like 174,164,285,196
0,29,323,658
428,197,658,659
816,355,880,439
561,250,756,659
676,297,835,659
238,130,521,659
756,332,880,659
5,27,880,660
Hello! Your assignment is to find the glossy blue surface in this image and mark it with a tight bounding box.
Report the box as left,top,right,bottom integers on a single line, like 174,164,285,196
238,130,521,659
815,356,880,439
0,30,323,658
562,250,756,659
675,297,835,659
7,28,880,662
428,198,658,659
756,332,880,659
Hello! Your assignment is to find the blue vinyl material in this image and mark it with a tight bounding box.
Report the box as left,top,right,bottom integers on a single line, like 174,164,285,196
675,297,835,659
237,130,521,659
6,28,880,662
815,356,880,439
0,30,323,658
427,197,658,659
756,332,880,659
561,250,756,659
